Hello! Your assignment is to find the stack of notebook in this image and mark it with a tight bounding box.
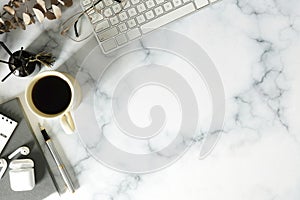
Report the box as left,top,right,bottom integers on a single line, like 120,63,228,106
0,98,58,200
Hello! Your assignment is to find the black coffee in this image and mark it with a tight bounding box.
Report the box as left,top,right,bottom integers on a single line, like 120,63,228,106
31,75,72,115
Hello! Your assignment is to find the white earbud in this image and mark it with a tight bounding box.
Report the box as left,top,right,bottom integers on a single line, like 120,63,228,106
0,158,8,179
8,146,30,160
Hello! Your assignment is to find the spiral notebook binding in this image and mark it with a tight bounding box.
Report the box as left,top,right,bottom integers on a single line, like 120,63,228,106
0,113,18,155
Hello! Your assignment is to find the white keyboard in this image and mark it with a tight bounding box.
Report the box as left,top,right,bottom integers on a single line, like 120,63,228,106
82,0,221,54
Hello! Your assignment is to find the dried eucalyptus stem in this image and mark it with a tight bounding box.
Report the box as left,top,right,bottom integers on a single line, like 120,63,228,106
0,0,73,33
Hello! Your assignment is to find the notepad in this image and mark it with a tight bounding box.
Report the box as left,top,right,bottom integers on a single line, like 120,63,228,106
0,98,58,200
0,113,18,155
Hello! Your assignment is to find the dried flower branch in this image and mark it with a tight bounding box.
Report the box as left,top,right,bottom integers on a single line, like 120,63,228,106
28,51,55,68
0,0,73,33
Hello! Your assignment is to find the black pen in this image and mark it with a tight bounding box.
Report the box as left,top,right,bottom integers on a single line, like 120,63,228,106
38,123,75,193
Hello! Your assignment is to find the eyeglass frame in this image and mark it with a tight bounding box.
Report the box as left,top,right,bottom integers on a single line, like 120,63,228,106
61,0,128,42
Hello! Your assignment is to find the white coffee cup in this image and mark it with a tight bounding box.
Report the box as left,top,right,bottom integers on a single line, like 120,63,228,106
25,71,81,134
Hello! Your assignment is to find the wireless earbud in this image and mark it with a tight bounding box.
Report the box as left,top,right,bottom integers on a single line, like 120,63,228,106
8,146,30,160
0,158,8,179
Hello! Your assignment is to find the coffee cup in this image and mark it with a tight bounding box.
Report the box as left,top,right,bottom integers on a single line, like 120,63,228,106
25,71,81,134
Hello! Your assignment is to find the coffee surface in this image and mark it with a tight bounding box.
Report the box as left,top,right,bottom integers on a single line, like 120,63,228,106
32,76,72,115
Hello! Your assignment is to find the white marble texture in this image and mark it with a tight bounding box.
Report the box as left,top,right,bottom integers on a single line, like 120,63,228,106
1,0,300,200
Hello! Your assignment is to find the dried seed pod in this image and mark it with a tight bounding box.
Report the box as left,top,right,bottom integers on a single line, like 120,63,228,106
33,5,45,22
14,15,26,30
23,12,31,25
57,0,64,5
45,11,56,20
0,26,9,33
52,5,61,19
63,0,73,7
13,0,23,8
0,22,7,33
32,9,44,22
37,0,47,12
13,1,21,8
33,3,46,13
51,0,59,4
57,0,72,7
5,20,17,29
3,5,16,15
23,12,35,25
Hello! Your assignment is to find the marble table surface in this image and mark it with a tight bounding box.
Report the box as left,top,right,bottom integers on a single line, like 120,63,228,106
1,0,300,199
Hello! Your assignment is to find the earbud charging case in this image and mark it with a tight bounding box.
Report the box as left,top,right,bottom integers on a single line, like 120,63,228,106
9,159,35,191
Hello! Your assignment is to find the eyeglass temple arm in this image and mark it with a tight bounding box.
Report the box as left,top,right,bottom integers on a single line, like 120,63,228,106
72,0,123,38
93,0,122,7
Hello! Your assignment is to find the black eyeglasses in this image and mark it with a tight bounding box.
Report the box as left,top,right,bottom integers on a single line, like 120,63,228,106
61,0,129,42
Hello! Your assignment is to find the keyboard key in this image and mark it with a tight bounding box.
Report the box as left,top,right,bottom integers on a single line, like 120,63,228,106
136,14,146,24
85,0,221,54
145,0,155,8
123,1,131,9
163,2,173,11
89,12,104,24
127,28,141,40
145,10,154,19
104,0,113,6
82,0,91,6
98,27,118,41
137,3,146,12
116,34,128,45
103,8,113,17
119,12,128,21
95,1,104,9
172,0,183,7
128,8,137,17
95,20,109,32
194,0,209,9
102,39,117,52
141,3,195,33
154,6,164,16
155,0,164,4
112,4,122,13
118,23,128,32
131,0,140,5
110,16,119,25
127,19,137,28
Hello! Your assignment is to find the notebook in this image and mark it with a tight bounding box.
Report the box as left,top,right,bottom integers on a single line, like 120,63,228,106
0,114,18,155
0,98,58,200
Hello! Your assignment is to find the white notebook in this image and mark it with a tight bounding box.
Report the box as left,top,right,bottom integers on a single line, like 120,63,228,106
0,113,18,155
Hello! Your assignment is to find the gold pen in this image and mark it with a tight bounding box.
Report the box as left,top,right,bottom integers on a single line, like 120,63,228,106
38,123,75,193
